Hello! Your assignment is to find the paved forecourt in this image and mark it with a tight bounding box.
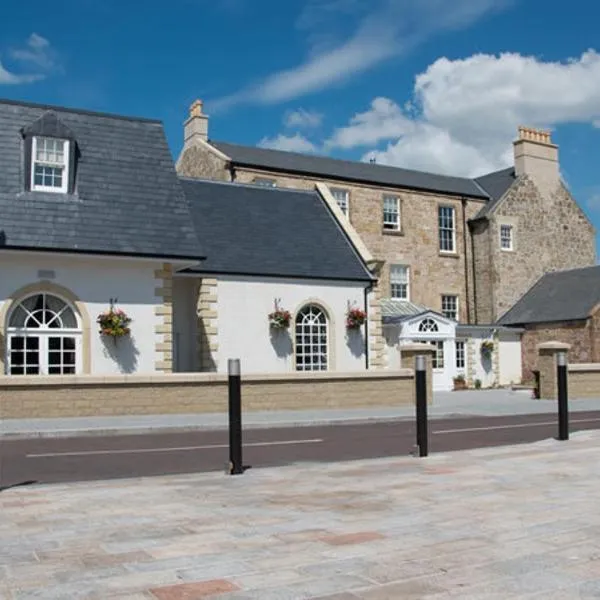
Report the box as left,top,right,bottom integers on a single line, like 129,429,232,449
3,431,600,598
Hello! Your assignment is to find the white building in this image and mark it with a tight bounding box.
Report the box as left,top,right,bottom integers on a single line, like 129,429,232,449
382,300,523,390
0,99,375,377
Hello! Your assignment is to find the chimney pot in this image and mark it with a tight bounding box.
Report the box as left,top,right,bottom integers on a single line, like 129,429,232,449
184,98,209,146
513,125,559,196
190,99,204,118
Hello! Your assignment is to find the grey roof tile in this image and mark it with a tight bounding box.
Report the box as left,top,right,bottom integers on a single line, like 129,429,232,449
213,141,489,200
497,265,600,325
180,178,373,281
474,167,517,218
0,99,202,260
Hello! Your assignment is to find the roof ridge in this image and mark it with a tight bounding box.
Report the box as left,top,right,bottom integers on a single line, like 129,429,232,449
211,139,481,186
178,175,318,195
0,97,162,124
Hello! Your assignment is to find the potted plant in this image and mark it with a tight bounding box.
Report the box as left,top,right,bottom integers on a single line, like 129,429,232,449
97,299,132,340
480,340,494,359
453,373,467,391
474,378,482,389
268,300,291,330
346,307,367,330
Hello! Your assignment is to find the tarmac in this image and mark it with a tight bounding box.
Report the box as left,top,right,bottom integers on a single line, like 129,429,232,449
3,429,600,598
3,389,600,439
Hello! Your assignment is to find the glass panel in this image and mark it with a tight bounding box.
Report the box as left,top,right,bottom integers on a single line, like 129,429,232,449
64,337,76,350
11,351,24,366
11,367,24,375
48,367,61,375
48,352,61,365
64,366,76,375
8,305,28,328
26,337,39,350
26,366,39,375
11,336,24,350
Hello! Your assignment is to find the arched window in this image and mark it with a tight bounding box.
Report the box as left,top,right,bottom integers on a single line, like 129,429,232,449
418,318,438,333
295,304,328,371
6,293,81,375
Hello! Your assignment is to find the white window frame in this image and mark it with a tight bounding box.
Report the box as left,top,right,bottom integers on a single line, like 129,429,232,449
441,295,459,321
295,304,328,372
253,177,277,188
31,136,69,194
6,293,82,376
438,206,456,253
417,339,444,369
455,340,466,370
383,195,400,231
330,187,350,217
390,265,409,300
500,224,514,251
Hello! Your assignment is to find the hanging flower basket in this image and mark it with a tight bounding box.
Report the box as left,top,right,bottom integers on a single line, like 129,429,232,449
269,308,291,330
346,307,367,330
480,340,494,358
97,300,132,338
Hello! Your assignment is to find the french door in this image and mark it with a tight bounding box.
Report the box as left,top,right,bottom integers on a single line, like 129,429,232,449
7,334,80,375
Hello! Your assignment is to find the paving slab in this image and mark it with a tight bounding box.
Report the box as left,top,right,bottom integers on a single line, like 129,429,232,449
3,431,600,598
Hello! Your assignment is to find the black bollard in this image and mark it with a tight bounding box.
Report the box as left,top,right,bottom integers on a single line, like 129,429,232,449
557,351,569,441
228,358,244,474
415,355,428,457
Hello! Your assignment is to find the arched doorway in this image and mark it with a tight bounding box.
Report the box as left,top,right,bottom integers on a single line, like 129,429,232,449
6,293,81,375
295,304,328,371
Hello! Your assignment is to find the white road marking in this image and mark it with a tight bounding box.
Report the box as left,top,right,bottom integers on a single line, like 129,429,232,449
433,417,600,435
26,438,324,458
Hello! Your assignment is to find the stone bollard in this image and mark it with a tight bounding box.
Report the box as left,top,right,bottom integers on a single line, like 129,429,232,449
536,341,571,400
400,343,435,406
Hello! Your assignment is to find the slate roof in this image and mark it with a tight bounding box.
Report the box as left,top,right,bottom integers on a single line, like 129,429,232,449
0,99,202,260
212,141,490,200
474,167,517,218
498,265,600,325
180,178,373,281
381,299,430,324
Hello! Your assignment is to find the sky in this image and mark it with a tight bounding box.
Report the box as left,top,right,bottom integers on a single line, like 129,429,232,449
2,0,600,246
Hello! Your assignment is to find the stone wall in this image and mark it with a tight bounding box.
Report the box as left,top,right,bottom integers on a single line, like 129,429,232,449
177,145,230,181
0,371,414,419
569,365,600,399
522,320,594,382
490,176,596,322
470,219,494,324
232,167,485,323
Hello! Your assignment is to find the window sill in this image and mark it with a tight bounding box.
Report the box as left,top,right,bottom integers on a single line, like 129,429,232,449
439,251,459,259
500,248,514,252
382,228,404,236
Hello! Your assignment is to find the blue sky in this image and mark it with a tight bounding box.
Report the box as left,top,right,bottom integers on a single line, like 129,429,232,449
2,0,600,245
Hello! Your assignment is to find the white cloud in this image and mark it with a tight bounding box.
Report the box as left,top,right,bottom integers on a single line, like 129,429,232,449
0,61,42,84
0,33,56,85
10,33,55,69
211,0,508,110
284,108,323,129
326,50,600,177
258,133,318,153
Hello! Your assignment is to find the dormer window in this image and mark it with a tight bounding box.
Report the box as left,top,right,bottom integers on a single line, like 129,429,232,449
32,136,69,193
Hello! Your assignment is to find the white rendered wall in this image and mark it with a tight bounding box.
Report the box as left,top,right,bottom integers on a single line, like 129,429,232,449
0,253,162,375
215,275,368,374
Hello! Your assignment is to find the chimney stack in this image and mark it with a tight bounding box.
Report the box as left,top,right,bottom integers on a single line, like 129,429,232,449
513,126,559,195
184,99,209,147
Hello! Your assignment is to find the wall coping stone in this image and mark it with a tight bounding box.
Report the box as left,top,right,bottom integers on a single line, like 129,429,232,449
400,343,436,353
0,370,413,388
568,364,600,372
537,341,572,351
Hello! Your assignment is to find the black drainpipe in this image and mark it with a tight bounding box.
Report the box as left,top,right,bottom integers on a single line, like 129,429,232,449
470,220,479,324
228,163,237,182
461,198,471,324
364,281,374,369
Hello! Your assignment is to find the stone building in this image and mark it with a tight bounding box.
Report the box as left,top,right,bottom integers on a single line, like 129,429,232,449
176,101,596,383
176,101,596,329
498,265,600,380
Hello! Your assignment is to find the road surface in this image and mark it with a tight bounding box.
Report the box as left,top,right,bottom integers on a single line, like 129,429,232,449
2,411,600,488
